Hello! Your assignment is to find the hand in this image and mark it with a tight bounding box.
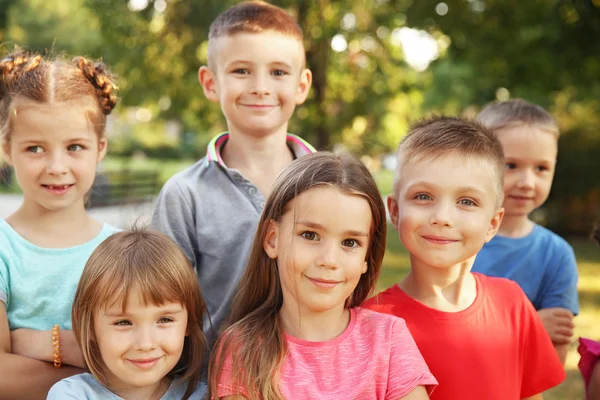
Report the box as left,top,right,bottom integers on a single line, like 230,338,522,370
537,308,574,345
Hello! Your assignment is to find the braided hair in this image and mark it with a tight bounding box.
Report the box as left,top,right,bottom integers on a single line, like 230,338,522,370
0,49,119,143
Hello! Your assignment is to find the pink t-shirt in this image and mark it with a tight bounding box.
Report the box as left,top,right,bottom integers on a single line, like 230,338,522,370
217,307,437,399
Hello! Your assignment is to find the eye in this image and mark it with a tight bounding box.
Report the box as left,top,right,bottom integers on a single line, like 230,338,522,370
272,69,287,76
458,198,477,207
413,193,432,201
505,162,517,170
157,317,174,324
67,144,84,152
536,165,550,172
26,145,43,154
232,68,249,75
113,320,132,326
342,239,359,248
300,231,319,241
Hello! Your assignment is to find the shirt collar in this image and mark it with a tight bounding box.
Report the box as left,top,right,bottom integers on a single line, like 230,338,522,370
205,132,316,167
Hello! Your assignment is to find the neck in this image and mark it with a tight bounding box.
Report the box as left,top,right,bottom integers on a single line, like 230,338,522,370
400,255,477,312
497,214,534,238
109,377,171,400
221,129,293,173
7,197,100,247
279,300,350,342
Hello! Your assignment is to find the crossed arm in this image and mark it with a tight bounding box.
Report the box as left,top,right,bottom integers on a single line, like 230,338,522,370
537,307,575,365
0,304,84,400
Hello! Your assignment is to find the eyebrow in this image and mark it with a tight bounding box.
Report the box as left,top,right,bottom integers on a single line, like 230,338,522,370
103,307,185,317
295,221,369,237
16,137,94,145
407,181,487,196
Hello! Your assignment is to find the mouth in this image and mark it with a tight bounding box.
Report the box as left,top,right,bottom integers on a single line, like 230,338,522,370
41,184,74,194
508,195,534,201
241,104,278,109
307,277,341,289
126,357,162,370
421,235,459,245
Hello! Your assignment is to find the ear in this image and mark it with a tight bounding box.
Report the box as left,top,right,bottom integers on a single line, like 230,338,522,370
387,195,400,229
1,141,12,166
263,219,280,259
361,261,368,274
485,207,505,242
97,137,107,163
295,68,312,105
198,66,220,103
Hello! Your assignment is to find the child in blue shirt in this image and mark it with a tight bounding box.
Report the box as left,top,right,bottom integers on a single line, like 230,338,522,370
472,99,579,364
0,50,119,397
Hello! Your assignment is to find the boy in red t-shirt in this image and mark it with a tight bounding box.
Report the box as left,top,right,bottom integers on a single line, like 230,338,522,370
364,116,565,400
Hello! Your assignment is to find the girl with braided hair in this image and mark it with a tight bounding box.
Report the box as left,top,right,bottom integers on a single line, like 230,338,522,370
0,50,120,399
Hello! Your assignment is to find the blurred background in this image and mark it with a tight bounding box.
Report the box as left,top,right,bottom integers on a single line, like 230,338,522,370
0,0,599,397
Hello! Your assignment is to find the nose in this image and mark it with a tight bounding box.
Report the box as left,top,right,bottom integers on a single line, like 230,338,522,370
317,241,339,270
133,326,157,352
516,169,535,189
430,201,452,227
45,151,68,175
250,73,271,96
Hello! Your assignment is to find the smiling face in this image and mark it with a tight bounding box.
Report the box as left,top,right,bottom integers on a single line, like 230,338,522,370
2,100,106,214
264,186,371,317
390,155,503,270
496,124,557,219
93,287,188,398
199,31,311,138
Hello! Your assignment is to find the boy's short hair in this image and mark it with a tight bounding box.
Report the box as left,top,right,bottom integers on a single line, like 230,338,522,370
477,99,559,138
393,116,505,208
207,1,303,67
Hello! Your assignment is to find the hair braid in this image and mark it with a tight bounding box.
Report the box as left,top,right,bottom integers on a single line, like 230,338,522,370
73,56,118,115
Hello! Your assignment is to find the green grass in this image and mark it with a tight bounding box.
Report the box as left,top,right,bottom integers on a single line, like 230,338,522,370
378,226,600,399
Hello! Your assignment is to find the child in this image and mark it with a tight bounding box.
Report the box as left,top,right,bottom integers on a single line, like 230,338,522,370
472,99,579,364
578,225,600,400
364,117,565,399
151,1,315,349
209,152,437,400
0,50,120,398
47,229,207,400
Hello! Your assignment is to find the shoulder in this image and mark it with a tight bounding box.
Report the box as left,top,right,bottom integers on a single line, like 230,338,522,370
48,373,113,399
532,224,574,252
353,307,409,336
476,273,524,297
160,158,212,193
362,285,403,309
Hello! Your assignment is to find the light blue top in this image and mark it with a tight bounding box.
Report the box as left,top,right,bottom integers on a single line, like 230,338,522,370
0,220,119,330
47,373,207,400
472,223,579,315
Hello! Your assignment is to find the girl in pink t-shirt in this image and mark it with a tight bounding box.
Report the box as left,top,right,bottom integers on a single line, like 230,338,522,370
208,152,437,400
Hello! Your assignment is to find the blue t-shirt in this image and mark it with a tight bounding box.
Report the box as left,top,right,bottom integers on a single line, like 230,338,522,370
47,373,207,399
0,220,119,330
472,223,579,315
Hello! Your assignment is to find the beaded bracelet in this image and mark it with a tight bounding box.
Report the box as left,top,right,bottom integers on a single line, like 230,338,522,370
51,324,61,368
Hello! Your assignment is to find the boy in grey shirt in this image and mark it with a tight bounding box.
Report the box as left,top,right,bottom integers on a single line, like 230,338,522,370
151,1,314,350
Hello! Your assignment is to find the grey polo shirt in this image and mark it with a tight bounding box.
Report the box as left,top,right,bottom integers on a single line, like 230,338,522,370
151,132,315,349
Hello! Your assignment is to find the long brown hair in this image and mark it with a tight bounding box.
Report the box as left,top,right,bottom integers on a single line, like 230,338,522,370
208,152,387,399
72,228,207,400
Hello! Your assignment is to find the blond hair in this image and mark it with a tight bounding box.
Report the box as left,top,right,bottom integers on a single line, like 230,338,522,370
208,152,387,400
72,228,206,400
393,116,505,208
477,99,559,138
0,50,118,145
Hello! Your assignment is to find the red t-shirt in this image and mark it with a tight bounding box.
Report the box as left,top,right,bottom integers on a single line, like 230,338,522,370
363,273,565,400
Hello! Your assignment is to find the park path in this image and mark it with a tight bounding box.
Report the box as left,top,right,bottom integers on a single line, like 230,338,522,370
0,194,154,228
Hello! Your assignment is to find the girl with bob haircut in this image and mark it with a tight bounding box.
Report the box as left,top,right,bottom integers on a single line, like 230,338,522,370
48,228,208,400
209,152,436,400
